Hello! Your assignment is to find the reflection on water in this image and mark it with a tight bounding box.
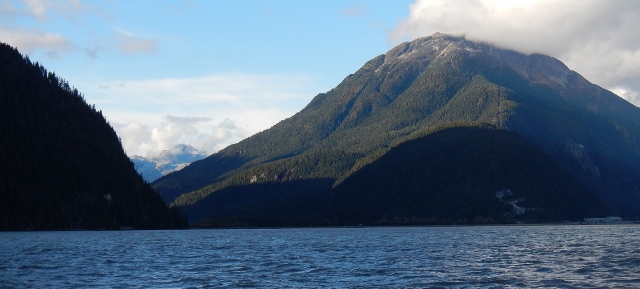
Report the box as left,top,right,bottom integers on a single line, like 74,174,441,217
1,225,640,288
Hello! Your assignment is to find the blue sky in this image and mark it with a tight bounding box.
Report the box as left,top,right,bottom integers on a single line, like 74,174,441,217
3,0,639,157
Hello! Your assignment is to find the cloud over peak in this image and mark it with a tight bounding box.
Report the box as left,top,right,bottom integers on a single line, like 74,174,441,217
391,0,640,107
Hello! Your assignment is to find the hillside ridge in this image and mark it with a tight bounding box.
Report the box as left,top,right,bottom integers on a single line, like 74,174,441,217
0,43,187,230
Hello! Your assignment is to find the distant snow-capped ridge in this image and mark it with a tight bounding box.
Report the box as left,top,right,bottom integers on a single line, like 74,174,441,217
131,144,207,183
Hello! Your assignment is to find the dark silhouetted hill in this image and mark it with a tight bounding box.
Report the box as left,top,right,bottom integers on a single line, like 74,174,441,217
0,43,187,230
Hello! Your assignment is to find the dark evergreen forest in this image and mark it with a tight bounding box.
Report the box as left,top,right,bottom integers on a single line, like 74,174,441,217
0,43,187,230
184,125,609,227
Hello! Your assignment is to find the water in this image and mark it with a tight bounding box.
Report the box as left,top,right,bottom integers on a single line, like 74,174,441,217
1,225,639,288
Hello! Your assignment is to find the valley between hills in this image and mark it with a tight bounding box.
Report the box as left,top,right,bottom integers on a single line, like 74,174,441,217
2,33,640,229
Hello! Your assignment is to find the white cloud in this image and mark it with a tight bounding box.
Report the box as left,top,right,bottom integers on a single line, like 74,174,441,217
21,0,47,20
115,116,242,158
391,0,640,107
0,27,73,57
0,0,100,22
610,87,639,108
116,121,153,156
114,31,157,55
149,115,211,156
0,2,17,16
86,73,321,157
0,1,143,59
192,118,246,156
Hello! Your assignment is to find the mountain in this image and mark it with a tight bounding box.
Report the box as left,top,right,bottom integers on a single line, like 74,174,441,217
153,33,640,226
132,144,207,183
0,43,187,230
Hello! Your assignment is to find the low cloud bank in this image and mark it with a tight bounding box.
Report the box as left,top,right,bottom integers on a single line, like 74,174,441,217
95,73,320,157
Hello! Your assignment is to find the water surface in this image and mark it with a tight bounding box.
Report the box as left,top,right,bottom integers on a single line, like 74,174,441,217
2,225,639,288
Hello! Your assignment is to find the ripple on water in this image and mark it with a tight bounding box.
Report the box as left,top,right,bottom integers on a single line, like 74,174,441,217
1,226,640,288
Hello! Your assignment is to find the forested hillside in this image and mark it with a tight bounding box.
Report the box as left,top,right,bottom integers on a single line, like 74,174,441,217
181,125,611,227
329,126,609,225
0,43,187,230
154,33,640,226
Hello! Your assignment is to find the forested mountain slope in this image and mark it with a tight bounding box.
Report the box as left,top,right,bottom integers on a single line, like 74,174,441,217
153,33,640,225
183,125,610,227
329,126,609,225
0,43,187,230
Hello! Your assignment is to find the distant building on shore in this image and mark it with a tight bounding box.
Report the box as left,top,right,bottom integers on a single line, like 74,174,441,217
584,217,624,224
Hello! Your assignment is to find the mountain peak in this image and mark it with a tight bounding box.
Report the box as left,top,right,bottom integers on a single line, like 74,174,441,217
381,33,590,92
153,34,640,225
430,31,453,38
160,144,204,159
382,32,468,63
132,144,207,183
